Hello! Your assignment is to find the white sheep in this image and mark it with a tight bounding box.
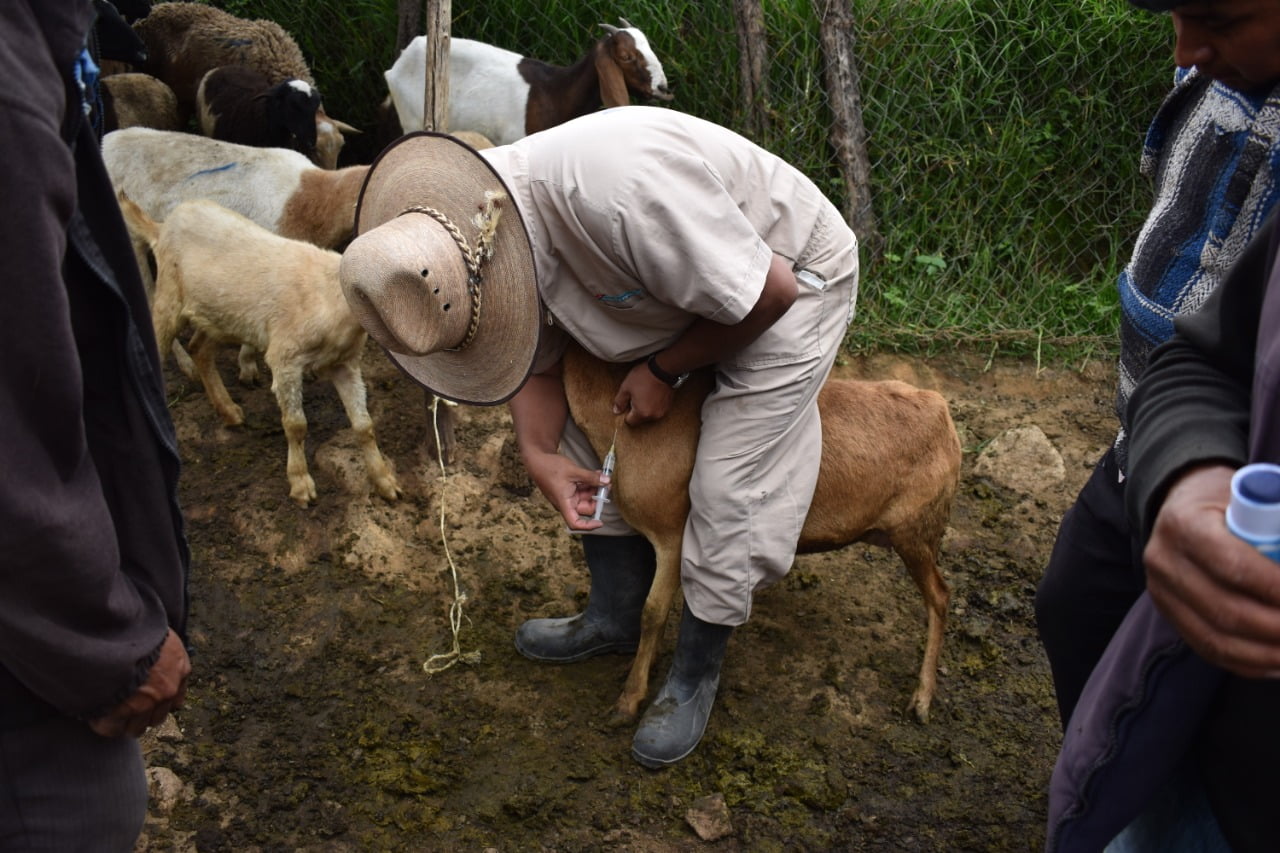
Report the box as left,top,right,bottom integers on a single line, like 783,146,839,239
386,21,673,144
117,193,402,508
134,2,356,167
103,127,366,257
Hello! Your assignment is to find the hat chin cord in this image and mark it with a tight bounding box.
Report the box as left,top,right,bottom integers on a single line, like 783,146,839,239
398,190,507,352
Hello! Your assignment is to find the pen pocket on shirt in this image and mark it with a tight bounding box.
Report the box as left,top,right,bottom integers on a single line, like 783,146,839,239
795,268,827,291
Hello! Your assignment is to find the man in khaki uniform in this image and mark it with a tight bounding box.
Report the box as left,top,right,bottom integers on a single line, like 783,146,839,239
339,106,858,767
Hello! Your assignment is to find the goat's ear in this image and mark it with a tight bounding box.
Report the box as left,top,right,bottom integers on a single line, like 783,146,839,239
596,52,631,108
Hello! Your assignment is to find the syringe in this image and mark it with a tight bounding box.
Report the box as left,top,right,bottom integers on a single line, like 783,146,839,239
591,442,616,522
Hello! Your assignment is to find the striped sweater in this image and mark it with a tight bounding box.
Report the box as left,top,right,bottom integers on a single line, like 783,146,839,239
1114,68,1280,474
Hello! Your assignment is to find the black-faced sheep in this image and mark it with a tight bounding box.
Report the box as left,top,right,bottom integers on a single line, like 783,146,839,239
385,21,673,144
133,2,356,166
196,65,358,169
117,193,403,508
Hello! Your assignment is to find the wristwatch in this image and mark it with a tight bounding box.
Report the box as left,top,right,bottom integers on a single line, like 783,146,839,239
647,353,689,389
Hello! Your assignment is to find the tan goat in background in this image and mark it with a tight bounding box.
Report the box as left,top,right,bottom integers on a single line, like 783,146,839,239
118,193,402,508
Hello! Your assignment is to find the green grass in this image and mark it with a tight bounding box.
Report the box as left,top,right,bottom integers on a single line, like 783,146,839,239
206,0,1173,364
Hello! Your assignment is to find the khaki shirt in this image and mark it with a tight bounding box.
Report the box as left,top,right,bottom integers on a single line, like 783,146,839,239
481,106,846,369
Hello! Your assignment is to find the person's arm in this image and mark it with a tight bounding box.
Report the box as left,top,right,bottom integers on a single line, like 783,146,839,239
611,252,798,425
508,363,610,531
1126,213,1280,677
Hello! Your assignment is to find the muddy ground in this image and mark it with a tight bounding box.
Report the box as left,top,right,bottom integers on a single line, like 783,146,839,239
134,343,1117,852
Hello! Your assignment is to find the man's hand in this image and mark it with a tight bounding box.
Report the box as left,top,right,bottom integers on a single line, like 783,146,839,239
89,628,190,738
613,362,675,425
1145,464,1280,677
522,448,610,531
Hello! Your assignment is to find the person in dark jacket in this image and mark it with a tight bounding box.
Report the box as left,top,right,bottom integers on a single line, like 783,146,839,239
0,1,191,850
1035,0,1280,729
1047,212,1280,850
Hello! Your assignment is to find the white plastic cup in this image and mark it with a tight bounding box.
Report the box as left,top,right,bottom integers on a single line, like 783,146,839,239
1226,463,1280,563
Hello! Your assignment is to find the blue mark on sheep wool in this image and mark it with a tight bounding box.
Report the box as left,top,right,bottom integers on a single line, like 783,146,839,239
187,162,239,181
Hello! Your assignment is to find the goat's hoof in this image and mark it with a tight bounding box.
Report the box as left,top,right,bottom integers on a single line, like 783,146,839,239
906,694,932,725
289,477,317,508
610,697,642,727
376,478,403,502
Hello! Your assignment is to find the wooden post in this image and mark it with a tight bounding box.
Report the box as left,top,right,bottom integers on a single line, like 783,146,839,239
395,0,420,53
733,0,770,137
815,0,881,259
422,0,450,132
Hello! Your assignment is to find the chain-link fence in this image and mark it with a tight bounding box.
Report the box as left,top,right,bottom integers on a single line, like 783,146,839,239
224,0,1176,357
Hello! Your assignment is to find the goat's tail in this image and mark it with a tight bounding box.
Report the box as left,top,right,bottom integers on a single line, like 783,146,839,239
115,190,160,248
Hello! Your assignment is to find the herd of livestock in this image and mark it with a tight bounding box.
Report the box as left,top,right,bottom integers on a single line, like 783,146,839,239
93,0,675,505
94,1,967,726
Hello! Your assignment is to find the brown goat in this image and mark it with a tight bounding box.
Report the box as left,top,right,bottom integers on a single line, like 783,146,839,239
561,344,961,723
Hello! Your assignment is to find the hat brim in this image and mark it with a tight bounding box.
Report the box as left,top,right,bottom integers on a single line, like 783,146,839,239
354,132,540,406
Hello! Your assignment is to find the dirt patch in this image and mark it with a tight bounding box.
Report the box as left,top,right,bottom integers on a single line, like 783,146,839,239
137,344,1116,851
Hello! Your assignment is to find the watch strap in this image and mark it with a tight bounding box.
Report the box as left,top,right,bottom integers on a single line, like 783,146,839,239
647,353,688,388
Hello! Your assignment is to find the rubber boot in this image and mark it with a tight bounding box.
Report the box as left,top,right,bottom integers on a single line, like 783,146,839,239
515,534,656,662
631,602,733,768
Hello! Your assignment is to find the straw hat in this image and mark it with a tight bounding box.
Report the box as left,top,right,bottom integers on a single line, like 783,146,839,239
340,131,540,405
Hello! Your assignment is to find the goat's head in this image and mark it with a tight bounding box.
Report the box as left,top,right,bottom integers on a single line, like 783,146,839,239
597,19,673,107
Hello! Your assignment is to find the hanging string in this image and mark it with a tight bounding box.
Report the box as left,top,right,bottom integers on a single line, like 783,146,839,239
422,395,480,674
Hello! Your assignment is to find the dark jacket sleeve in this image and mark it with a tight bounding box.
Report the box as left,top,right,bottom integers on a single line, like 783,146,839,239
1124,211,1275,539
0,0,188,724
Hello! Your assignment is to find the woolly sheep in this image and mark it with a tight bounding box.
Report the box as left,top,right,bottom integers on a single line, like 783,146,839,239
386,22,673,145
134,2,315,122
135,3,358,167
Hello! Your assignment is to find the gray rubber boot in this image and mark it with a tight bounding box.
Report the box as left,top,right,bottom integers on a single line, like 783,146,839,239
631,602,733,768
515,534,656,662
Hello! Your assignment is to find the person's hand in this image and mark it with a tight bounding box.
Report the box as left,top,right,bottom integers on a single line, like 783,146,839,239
613,362,674,426
1144,464,1280,678
522,448,609,531
89,628,190,738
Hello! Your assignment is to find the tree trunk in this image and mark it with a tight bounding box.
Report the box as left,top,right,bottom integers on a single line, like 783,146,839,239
395,0,420,53
422,0,450,133
732,0,770,137
815,0,881,259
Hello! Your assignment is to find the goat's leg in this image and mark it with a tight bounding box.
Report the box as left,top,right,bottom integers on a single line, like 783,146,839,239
332,362,402,501
614,537,683,720
894,536,950,724
189,333,244,427
267,362,316,507
171,332,198,380
237,344,262,386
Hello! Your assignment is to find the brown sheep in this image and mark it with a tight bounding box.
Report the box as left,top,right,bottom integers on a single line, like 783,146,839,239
561,343,961,723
